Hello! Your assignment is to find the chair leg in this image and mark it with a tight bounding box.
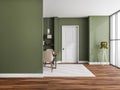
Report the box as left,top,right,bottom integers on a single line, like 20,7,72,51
50,62,54,72
43,62,46,67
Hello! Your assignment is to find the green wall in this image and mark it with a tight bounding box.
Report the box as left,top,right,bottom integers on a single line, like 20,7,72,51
89,16,109,62
43,18,54,50
44,18,54,35
54,17,60,60
0,0,43,73
54,18,89,61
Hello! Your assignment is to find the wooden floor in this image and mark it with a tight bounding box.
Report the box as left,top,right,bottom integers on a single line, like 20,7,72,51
0,64,120,90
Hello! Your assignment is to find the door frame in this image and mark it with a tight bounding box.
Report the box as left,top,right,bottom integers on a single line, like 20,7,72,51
62,25,79,63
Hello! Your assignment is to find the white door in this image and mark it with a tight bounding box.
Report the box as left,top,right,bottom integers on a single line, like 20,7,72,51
110,13,120,68
62,25,79,63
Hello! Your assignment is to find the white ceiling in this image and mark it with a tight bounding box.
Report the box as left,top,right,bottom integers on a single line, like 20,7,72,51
43,0,120,17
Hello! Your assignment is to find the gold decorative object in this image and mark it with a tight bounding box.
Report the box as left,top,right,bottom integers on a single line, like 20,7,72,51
100,42,108,49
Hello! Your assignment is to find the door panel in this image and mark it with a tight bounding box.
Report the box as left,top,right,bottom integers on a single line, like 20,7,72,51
116,41,120,67
62,25,79,63
110,41,116,65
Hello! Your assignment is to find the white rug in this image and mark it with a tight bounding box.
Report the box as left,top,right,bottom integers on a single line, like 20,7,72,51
43,64,95,77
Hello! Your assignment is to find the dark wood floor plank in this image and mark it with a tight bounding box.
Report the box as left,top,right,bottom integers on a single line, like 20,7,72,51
0,64,120,90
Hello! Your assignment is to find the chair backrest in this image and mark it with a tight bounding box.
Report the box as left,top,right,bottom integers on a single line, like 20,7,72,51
43,49,54,63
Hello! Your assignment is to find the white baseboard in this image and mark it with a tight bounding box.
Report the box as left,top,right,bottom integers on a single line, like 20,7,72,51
89,62,110,65
57,61,62,63
78,60,88,64
57,60,88,64
0,73,43,78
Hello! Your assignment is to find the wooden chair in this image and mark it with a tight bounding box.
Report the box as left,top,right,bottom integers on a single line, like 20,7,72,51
43,49,56,72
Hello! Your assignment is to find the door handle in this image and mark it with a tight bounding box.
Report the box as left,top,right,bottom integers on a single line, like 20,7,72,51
62,48,64,50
